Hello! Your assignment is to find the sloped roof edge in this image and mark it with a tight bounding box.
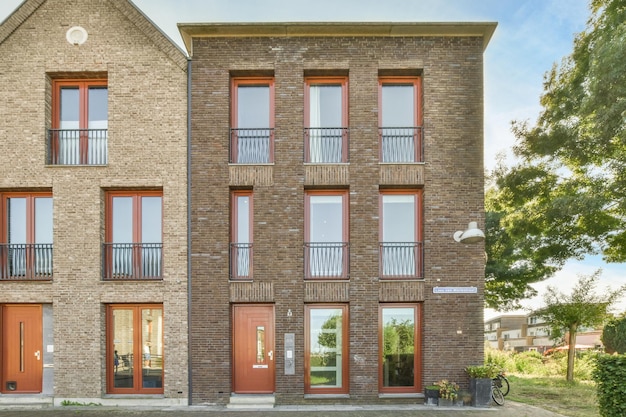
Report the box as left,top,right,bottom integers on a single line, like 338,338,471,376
0,0,45,46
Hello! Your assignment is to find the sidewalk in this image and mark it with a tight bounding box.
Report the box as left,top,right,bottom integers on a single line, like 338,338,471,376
0,401,566,417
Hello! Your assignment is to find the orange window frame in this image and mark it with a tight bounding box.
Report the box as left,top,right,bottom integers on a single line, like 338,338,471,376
304,190,349,243
230,77,275,129
106,304,164,394
304,76,349,127
104,191,163,244
379,189,423,279
52,79,108,129
230,190,253,280
378,303,422,394
304,304,349,394
0,192,52,244
377,76,422,128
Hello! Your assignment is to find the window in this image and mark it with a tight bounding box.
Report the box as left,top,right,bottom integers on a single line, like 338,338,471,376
378,77,422,163
49,79,108,165
230,190,253,279
107,304,163,394
0,192,53,280
230,77,274,163
379,190,422,278
379,304,421,393
103,191,162,280
304,77,348,163
304,191,349,279
305,305,349,394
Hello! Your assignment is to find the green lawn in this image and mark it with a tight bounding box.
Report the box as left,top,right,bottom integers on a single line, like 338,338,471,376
507,375,599,417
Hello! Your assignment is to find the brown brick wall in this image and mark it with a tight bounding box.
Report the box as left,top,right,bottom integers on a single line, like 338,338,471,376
190,32,486,404
0,0,187,402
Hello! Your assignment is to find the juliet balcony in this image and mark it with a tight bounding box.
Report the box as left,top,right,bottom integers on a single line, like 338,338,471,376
0,243,53,281
47,129,108,165
102,243,162,280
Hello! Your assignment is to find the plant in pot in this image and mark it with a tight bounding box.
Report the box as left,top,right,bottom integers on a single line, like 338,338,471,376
465,364,499,408
434,379,459,406
424,384,440,406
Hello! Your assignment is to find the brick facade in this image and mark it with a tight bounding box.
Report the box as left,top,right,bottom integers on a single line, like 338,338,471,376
0,0,188,406
182,23,494,405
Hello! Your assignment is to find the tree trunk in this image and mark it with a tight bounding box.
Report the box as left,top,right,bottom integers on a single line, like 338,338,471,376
567,324,577,382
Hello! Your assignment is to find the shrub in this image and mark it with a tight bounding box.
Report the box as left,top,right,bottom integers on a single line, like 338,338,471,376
593,354,626,417
602,315,626,354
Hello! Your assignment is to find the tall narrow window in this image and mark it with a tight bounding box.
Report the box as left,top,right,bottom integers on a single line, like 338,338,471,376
379,190,422,278
50,79,108,165
230,191,253,279
379,304,421,393
104,191,162,280
379,77,422,163
0,193,53,280
230,77,274,163
304,77,348,163
305,305,349,394
305,191,349,279
107,304,163,394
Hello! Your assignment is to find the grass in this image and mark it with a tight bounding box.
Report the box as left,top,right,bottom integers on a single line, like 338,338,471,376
507,375,599,417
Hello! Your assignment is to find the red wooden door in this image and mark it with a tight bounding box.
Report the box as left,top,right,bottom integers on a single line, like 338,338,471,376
1,305,42,393
233,305,275,393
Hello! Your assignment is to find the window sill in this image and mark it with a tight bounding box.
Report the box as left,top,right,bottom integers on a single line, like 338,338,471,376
228,163,275,166
303,394,350,399
378,161,425,165
379,393,423,399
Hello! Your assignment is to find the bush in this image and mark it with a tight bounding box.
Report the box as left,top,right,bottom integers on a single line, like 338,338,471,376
602,315,626,354
593,354,626,417
513,350,544,375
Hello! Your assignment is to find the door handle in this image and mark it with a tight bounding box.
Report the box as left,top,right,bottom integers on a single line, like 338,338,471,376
34,350,41,361
268,350,273,361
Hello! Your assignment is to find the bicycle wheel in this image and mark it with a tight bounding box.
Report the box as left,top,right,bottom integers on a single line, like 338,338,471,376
492,385,505,406
499,376,510,396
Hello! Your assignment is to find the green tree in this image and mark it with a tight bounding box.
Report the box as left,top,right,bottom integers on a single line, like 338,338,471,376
537,271,625,381
601,313,626,354
486,0,626,308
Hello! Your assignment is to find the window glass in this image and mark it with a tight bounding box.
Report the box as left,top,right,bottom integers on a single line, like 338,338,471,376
60,87,80,130
236,195,250,243
381,85,414,127
309,85,342,128
382,195,415,242
112,197,133,244
34,198,53,244
8,198,26,244
88,87,108,130
309,195,343,243
238,86,270,129
307,307,346,392
141,197,162,244
381,306,416,390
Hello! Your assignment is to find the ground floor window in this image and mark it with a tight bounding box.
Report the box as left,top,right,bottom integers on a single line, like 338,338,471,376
106,304,163,394
379,304,421,393
305,304,349,394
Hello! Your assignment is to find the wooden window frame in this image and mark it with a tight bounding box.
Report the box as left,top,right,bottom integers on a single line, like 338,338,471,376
106,304,164,394
230,190,253,280
304,304,349,394
378,303,422,393
304,190,349,279
379,189,423,279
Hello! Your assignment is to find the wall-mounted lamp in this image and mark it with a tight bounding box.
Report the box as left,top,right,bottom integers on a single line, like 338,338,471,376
453,221,485,244
287,309,293,317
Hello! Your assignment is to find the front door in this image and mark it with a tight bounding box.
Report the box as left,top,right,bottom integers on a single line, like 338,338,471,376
1,304,42,393
233,304,275,393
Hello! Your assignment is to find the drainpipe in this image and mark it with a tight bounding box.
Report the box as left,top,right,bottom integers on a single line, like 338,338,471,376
186,56,193,406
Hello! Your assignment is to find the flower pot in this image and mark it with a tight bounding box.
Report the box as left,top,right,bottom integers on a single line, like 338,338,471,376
470,377,492,408
438,398,454,407
424,387,439,406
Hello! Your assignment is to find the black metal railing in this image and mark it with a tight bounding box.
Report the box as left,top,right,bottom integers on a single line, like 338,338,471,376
0,243,53,280
379,242,423,278
102,243,162,280
230,243,253,280
47,129,108,165
230,128,274,163
379,127,423,163
304,242,349,279
304,127,349,163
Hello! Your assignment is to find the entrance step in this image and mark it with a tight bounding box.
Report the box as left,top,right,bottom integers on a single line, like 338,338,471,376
0,395,53,409
227,394,275,409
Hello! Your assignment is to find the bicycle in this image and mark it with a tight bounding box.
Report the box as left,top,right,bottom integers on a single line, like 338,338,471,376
491,378,505,406
493,371,510,396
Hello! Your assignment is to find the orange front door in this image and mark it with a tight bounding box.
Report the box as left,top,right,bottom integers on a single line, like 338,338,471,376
233,305,275,393
1,304,43,393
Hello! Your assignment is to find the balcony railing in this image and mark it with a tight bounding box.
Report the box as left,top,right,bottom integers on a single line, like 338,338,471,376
47,129,108,165
379,242,423,279
304,127,349,163
0,243,53,281
304,242,349,279
102,243,162,280
230,243,253,280
230,128,274,164
379,127,423,163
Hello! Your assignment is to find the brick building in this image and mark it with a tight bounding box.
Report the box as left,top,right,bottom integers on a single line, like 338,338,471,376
180,22,495,406
0,0,188,407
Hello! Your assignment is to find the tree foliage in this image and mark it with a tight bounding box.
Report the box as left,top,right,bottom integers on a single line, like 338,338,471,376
536,271,625,381
602,313,626,354
486,0,626,308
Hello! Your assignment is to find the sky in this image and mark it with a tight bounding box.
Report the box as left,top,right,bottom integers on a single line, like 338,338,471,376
1,0,624,318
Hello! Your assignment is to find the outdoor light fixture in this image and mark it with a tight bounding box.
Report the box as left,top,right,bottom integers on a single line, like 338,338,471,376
453,221,485,244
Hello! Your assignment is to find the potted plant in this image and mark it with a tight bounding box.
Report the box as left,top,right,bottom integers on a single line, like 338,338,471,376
465,364,499,407
424,384,440,406
434,379,459,406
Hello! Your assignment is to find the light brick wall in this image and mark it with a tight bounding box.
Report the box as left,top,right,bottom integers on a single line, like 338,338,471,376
189,30,486,404
0,0,188,400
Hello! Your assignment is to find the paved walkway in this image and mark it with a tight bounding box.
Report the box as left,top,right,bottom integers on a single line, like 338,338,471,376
0,401,566,417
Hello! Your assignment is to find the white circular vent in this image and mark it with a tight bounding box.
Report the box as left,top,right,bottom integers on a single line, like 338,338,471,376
66,26,88,45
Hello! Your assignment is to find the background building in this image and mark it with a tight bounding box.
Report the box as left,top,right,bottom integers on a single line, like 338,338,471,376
0,0,188,407
181,21,494,406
